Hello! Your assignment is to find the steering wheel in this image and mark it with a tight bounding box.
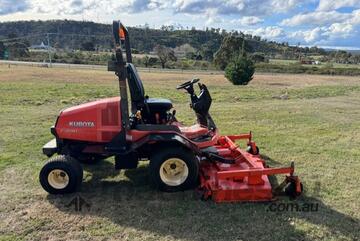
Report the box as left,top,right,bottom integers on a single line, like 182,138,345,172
176,78,200,90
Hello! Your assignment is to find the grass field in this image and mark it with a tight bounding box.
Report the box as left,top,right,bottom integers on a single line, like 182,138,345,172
0,65,360,241
270,59,360,69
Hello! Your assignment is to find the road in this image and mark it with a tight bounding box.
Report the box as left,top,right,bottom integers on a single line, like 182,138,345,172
0,60,224,75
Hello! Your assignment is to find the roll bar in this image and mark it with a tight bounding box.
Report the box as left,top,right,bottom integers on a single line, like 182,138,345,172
106,20,132,152
112,21,132,64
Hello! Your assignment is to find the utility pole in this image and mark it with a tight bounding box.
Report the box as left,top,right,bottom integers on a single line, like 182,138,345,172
47,33,52,67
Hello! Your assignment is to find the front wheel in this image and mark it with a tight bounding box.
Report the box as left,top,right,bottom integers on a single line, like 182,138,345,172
39,155,83,194
149,147,199,192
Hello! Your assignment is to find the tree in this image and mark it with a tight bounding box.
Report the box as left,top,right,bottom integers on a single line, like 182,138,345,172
143,55,150,67
81,41,95,51
213,35,252,70
0,41,5,59
4,33,29,59
200,40,219,61
174,44,196,59
7,42,29,58
142,55,158,67
225,55,255,85
0,20,337,65
225,41,255,86
349,54,360,64
201,48,214,61
251,52,266,63
154,45,177,68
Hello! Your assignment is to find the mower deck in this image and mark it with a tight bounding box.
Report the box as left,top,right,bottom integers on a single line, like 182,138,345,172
199,134,301,202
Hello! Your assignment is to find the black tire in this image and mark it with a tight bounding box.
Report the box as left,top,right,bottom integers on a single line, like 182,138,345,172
285,182,303,199
39,155,83,194
246,145,259,155
149,147,199,192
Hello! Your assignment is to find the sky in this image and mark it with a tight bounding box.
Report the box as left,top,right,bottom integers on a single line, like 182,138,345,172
1,0,360,50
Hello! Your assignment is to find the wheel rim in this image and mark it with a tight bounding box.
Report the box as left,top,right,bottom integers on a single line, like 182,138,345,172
48,169,69,189
159,158,189,186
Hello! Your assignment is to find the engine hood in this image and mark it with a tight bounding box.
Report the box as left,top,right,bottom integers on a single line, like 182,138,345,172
55,97,121,143
60,97,120,116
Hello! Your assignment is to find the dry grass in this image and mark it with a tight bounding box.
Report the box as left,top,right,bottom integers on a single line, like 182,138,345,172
1,65,359,86
0,65,360,241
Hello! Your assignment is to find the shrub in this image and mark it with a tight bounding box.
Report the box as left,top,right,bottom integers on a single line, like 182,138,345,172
225,56,255,85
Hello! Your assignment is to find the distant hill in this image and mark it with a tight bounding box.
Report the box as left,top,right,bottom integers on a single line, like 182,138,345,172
347,50,360,55
0,20,327,60
323,48,360,54
0,20,223,60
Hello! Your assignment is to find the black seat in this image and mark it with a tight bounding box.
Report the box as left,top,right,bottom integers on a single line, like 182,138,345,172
146,98,173,112
127,63,145,105
127,64,172,112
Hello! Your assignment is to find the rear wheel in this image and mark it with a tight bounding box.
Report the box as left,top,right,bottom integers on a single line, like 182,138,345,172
39,155,83,194
246,145,259,155
149,147,199,192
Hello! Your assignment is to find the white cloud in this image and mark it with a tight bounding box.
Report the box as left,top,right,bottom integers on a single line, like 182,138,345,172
231,16,263,26
0,0,30,15
173,0,300,16
1,0,359,49
12,0,306,30
31,0,98,15
271,0,299,13
289,23,355,44
290,27,325,43
349,9,360,24
170,0,307,29
281,7,360,45
317,0,360,11
281,11,350,27
119,0,170,12
246,26,285,39
30,0,169,15
327,22,353,36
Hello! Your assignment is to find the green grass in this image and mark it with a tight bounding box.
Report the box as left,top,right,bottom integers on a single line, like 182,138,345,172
332,63,360,69
269,59,299,65
0,66,360,240
257,63,360,76
270,59,360,70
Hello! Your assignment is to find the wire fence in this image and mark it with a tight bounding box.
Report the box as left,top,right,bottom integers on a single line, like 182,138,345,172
0,60,224,75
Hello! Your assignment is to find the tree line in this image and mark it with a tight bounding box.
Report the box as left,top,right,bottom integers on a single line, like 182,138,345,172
0,20,329,59
0,20,359,68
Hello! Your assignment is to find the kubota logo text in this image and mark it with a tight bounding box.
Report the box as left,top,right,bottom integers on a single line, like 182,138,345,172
69,121,95,127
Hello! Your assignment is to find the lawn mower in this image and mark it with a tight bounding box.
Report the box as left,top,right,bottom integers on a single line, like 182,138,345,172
40,21,303,202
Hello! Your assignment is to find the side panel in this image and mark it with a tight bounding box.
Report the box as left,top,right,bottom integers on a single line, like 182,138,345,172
56,97,121,143
127,132,201,154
